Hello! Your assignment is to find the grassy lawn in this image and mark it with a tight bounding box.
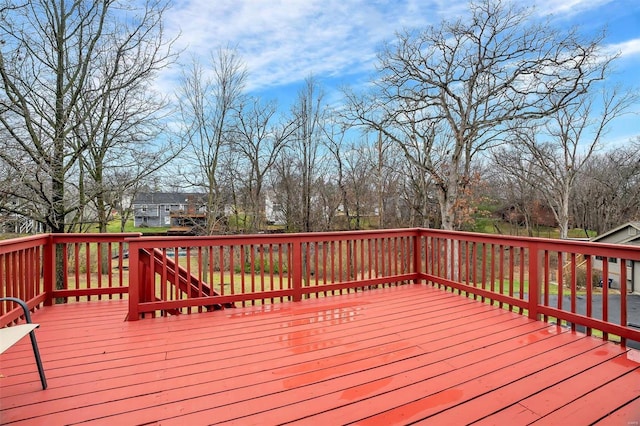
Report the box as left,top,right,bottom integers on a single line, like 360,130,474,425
103,219,167,234
472,218,597,239
99,217,600,238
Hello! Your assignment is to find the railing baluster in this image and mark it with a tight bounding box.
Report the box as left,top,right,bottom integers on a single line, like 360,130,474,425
97,241,102,301
498,245,505,308
489,243,496,296
557,252,564,317
322,241,328,292
570,252,577,332
69,243,76,301
292,239,302,302
260,244,265,296
230,246,236,304
85,242,91,300
252,244,258,303
519,248,525,314
279,243,284,302
528,242,540,321
542,250,549,322
602,257,609,341
107,242,113,299
268,243,274,302
620,258,628,347
586,254,593,336
316,241,321,291
480,243,486,302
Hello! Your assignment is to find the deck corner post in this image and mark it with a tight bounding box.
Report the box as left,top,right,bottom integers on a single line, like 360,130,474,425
528,242,541,321
127,240,140,321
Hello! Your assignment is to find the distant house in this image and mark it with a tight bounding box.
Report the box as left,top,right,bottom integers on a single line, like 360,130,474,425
264,191,285,226
591,222,640,293
132,192,206,228
0,213,43,234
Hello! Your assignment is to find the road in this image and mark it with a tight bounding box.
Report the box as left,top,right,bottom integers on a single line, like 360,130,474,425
545,293,640,349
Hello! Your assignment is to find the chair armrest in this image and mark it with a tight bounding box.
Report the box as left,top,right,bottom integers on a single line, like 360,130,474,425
0,297,34,323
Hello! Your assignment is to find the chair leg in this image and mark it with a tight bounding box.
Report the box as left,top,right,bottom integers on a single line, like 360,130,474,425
28,331,47,390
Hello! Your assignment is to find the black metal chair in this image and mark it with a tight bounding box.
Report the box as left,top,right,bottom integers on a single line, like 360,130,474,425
0,297,47,389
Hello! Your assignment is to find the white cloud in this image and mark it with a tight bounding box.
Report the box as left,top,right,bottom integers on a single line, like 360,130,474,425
606,38,640,58
160,0,444,94
535,0,614,18
156,0,639,106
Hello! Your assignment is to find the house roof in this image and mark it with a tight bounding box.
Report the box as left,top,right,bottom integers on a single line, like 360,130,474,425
591,221,640,245
133,192,206,205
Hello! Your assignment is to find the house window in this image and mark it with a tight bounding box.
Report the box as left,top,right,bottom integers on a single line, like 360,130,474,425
141,205,147,212
165,205,170,212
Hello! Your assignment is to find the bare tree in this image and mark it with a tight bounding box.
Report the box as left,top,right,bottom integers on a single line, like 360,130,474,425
491,148,543,236
291,76,326,232
270,151,303,232
70,3,178,233
0,0,174,233
231,97,295,232
507,88,635,238
0,0,175,290
343,140,377,230
571,139,640,234
371,131,406,229
322,120,352,230
177,47,247,234
343,0,614,230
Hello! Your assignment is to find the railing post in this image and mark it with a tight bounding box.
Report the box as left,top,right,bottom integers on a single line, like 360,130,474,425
528,242,541,320
43,235,55,306
413,230,422,284
127,240,140,321
292,239,303,302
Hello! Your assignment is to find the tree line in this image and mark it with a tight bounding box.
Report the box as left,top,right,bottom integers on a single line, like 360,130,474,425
1,0,638,239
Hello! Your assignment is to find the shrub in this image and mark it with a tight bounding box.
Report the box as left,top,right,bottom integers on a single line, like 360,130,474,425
562,263,602,289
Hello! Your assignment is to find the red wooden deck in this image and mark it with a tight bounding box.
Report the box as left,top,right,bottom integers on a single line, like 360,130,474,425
1,285,639,425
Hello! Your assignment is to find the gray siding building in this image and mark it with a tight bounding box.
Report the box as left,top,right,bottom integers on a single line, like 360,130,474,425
132,193,206,228
591,222,640,293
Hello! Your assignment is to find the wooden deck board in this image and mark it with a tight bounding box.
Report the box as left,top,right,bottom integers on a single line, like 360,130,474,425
427,348,633,424
1,285,639,425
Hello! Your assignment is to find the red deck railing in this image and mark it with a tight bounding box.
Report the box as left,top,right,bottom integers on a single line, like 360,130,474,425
1,229,639,346
0,233,138,325
422,229,640,347
126,229,420,319
0,234,50,323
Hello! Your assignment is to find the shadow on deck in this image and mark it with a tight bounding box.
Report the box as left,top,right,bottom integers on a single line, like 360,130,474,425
1,285,639,425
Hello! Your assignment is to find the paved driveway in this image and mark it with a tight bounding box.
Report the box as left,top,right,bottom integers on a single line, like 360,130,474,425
545,293,640,349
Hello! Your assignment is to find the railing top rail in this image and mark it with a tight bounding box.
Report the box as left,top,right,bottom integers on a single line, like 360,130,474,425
419,228,640,260
51,232,142,243
0,234,50,254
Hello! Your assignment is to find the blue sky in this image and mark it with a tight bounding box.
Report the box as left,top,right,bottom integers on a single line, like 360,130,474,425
160,0,640,146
